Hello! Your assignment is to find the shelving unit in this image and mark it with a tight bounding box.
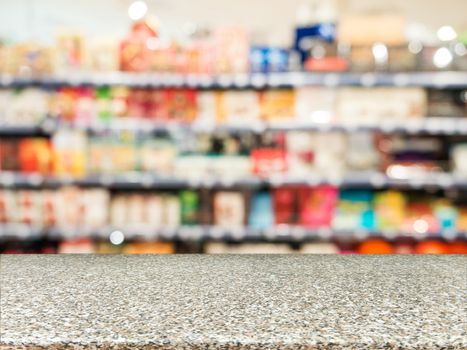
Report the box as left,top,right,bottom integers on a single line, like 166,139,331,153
2,116,467,136
1,171,467,189
1,223,465,242
1,71,467,88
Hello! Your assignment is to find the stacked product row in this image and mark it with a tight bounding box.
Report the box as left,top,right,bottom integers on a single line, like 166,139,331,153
2,187,467,235
1,86,465,127
1,14,466,76
1,132,467,178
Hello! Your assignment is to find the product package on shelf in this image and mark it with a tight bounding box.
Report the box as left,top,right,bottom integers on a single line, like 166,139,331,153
273,187,298,225
213,191,246,228
294,87,336,124
332,190,375,231
260,90,295,122
336,88,427,125
299,186,338,229
0,88,49,126
214,26,250,74
52,130,87,177
217,90,259,125
374,191,406,231
402,196,440,235
337,14,406,72
248,192,274,230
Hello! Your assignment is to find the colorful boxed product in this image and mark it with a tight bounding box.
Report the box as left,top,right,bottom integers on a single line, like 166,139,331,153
55,31,85,72
18,138,53,174
299,186,338,228
120,21,157,72
214,26,249,74
250,47,269,73
87,137,114,174
332,190,375,231
122,242,175,254
96,87,113,123
13,42,53,75
214,192,245,227
433,199,457,232
294,24,336,64
402,199,439,235
251,148,287,176
180,190,200,225
248,192,274,230
87,37,120,72
374,191,406,231
260,90,295,121
75,87,97,126
110,135,138,173
457,207,467,232
139,138,177,175
148,90,170,120
167,89,197,122
5,88,49,126
52,130,87,177
217,91,259,124
273,187,297,225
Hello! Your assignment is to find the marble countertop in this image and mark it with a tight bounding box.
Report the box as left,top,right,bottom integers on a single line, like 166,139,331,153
0,255,466,349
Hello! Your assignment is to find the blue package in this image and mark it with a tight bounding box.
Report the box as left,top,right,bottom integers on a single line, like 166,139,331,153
294,23,336,63
250,47,269,73
248,192,274,230
434,202,457,232
267,48,289,72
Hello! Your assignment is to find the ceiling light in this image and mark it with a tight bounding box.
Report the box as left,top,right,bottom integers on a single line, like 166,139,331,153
128,0,148,21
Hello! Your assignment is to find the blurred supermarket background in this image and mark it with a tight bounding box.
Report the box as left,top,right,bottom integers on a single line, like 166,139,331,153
0,0,466,254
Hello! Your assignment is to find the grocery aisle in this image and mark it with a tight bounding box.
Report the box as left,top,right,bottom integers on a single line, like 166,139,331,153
0,0,466,254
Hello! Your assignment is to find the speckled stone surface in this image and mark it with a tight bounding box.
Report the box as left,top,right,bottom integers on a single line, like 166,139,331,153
0,255,466,350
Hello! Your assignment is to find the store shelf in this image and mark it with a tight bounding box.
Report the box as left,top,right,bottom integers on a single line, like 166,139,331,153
0,223,465,241
1,172,467,189
2,117,467,136
0,125,53,137
1,71,467,88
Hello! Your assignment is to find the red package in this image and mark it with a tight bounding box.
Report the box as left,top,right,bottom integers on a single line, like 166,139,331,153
305,57,349,72
273,187,297,225
127,88,148,118
299,186,338,228
148,90,170,121
18,138,52,174
402,201,439,235
251,148,287,176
